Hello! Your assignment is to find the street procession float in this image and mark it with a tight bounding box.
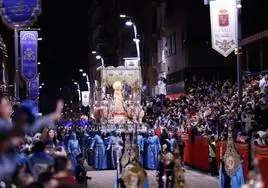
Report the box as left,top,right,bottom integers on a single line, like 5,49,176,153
93,58,146,132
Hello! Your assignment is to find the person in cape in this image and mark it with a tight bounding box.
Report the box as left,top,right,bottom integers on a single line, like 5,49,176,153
145,130,161,169
137,133,145,166
67,132,81,170
107,131,117,169
90,131,107,170
86,129,96,166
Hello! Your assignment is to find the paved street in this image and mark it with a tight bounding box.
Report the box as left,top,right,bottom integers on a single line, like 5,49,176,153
86,167,218,188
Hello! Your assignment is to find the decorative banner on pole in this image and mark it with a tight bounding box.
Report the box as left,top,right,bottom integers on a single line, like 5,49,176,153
0,0,41,29
29,75,39,101
210,0,237,57
81,91,90,107
20,31,38,81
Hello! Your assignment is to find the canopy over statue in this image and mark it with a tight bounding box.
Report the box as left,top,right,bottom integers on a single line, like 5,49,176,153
93,62,144,125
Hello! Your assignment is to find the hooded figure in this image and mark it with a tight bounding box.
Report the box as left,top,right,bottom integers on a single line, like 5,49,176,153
145,130,161,169
67,132,81,170
137,134,145,166
90,132,107,170
107,132,116,169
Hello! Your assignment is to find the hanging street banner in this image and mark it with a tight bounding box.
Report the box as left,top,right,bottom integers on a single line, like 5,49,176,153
20,31,38,81
29,75,39,101
210,0,237,57
0,0,41,29
81,91,90,107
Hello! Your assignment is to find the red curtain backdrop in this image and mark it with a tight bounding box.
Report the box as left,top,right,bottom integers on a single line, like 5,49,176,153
255,145,268,188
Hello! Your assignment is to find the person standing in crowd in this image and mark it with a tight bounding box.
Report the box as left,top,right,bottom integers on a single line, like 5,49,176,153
107,131,116,169
67,132,81,170
137,133,144,165
145,130,161,170
177,134,185,170
160,128,168,150
166,132,175,153
74,153,87,184
208,135,217,176
90,131,107,170
44,129,58,149
53,156,76,185
27,141,54,180
157,144,175,188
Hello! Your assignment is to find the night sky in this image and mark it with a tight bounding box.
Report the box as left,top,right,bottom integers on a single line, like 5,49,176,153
36,0,89,113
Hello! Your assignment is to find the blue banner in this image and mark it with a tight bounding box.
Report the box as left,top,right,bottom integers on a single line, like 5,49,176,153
20,31,38,81
0,0,41,29
29,75,38,101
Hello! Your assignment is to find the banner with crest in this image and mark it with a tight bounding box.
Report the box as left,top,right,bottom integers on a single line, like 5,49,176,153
20,31,38,81
81,91,90,107
0,0,41,29
210,0,237,57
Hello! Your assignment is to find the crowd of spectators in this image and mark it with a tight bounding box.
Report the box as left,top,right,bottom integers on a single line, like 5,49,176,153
0,97,89,188
143,75,268,146
1,74,268,187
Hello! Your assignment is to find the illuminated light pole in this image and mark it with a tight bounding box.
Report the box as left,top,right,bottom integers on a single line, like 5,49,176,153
95,55,105,99
236,0,243,103
120,15,140,65
96,55,105,67
74,81,81,102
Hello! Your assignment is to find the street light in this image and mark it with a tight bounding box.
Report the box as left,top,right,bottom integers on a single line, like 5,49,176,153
41,83,44,86
79,69,83,72
91,51,97,54
38,62,41,65
74,81,81,102
96,55,105,67
38,38,42,41
120,15,140,62
82,73,87,77
125,20,133,26
120,14,127,18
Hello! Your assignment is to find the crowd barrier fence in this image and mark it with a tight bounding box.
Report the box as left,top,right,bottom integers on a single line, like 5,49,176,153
181,134,268,187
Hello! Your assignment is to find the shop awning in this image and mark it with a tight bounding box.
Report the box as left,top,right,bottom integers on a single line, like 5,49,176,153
165,93,186,100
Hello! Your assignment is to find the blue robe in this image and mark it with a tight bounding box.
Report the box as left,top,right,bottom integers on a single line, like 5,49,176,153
67,133,81,170
90,134,107,170
219,164,244,188
138,135,144,165
87,131,96,166
107,135,116,169
145,135,161,169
